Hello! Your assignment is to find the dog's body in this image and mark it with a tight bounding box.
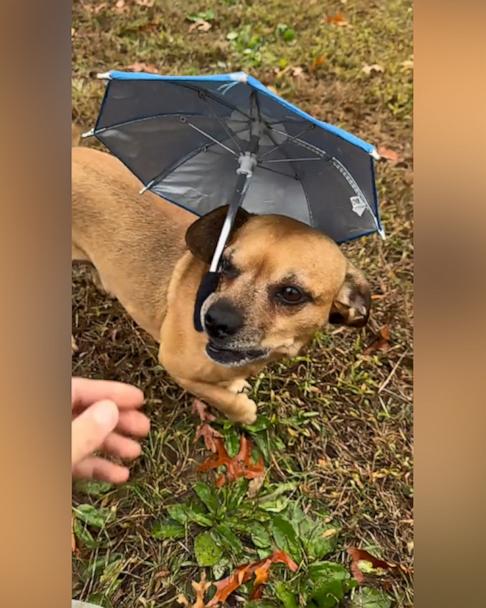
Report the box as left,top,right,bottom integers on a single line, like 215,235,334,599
72,147,371,423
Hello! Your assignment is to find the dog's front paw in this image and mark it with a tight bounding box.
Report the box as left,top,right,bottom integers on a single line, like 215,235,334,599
229,393,257,424
227,378,251,394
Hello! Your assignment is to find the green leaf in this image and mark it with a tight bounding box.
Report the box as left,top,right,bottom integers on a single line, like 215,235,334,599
271,515,302,562
223,478,248,511
306,526,337,560
244,416,271,432
74,480,113,497
215,524,243,554
187,9,215,22
275,582,299,608
212,558,230,580
73,518,98,549
308,561,350,584
74,504,112,529
350,588,392,608
151,520,185,540
193,481,219,514
310,579,345,608
223,426,240,458
194,532,223,567
249,522,272,548
167,503,190,524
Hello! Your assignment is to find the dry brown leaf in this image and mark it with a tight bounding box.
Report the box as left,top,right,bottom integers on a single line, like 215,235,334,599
311,55,326,70
194,423,223,453
325,13,349,26
126,62,158,74
364,325,391,355
192,572,211,608
188,19,212,33
198,435,265,486
247,472,265,497
115,0,127,13
348,546,412,584
377,146,402,164
136,0,155,6
362,63,384,75
207,550,298,606
291,66,306,79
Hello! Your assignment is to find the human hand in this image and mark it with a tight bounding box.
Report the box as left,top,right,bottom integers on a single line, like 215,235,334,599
72,377,150,483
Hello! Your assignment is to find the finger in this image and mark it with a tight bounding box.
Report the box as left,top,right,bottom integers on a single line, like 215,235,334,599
116,410,151,438
72,377,144,411
102,432,142,461
72,400,119,466
72,457,130,484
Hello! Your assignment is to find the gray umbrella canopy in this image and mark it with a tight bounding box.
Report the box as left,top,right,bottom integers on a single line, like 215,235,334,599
86,70,384,330
88,71,383,243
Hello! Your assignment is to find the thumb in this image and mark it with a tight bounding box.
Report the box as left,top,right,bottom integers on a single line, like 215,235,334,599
72,400,119,467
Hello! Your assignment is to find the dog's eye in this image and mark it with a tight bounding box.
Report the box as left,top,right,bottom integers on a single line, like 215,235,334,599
220,257,239,279
276,285,306,305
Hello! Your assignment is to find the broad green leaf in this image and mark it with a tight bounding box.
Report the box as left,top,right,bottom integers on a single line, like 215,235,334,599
194,532,223,566
249,522,272,548
275,581,299,608
74,504,112,529
75,480,113,497
310,579,346,608
223,478,248,511
309,561,350,584
350,588,392,608
271,515,302,562
212,558,230,580
215,524,243,554
244,416,272,433
151,520,185,540
251,433,271,462
73,518,98,549
167,503,190,524
193,481,219,514
306,526,337,560
258,496,289,513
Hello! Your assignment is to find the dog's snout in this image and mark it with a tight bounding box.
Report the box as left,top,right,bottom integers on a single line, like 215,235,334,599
204,300,243,340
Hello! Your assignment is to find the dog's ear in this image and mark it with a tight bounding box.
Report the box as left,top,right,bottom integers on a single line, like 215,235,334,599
329,261,371,328
185,205,251,263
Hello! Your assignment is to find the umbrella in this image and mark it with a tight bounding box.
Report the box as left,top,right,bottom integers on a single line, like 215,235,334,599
84,70,384,330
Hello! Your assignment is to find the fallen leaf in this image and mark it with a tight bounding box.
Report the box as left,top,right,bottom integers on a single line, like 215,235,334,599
362,63,384,75
126,62,158,74
136,0,154,6
377,146,403,164
192,572,211,608
364,325,391,355
401,58,414,71
207,550,298,606
195,423,223,453
177,594,189,607
198,435,264,486
311,55,326,70
325,13,349,26
115,0,126,13
192,399,216,423
348,547,412,584
188,19,212,33
247,472,265,497
291,66,306,79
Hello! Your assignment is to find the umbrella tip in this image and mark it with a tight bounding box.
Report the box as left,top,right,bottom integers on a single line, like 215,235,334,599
96,72,112,80
81,128,95,139
370,148,381,161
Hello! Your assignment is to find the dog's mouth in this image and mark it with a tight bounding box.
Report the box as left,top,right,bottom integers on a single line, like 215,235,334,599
206,341,269,367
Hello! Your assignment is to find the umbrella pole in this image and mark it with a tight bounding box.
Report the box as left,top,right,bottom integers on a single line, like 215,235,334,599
193,92,260,331
193,155,256,332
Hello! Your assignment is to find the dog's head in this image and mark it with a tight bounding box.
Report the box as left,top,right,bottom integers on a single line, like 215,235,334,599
186,206,371,367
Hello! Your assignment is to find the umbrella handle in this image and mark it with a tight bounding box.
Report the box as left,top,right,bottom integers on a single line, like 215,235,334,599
193,271,221,332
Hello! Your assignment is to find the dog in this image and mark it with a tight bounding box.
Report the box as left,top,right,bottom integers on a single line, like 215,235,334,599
72,146,371,424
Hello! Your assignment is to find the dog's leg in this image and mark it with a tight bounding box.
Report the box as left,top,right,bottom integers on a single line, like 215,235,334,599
177,378,257,424
225,378,251,394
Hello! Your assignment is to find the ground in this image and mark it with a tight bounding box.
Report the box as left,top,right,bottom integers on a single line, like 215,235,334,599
72,1,413,607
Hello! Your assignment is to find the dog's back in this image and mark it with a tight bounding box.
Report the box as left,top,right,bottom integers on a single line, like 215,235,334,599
72,146,194,338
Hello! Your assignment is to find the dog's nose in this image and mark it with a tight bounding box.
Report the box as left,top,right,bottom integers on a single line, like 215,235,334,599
204,300,243,340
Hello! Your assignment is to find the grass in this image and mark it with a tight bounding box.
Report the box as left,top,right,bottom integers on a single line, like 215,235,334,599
72,1,413,606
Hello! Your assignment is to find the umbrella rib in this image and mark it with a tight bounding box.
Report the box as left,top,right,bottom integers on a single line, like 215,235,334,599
175,83,251,120
183,120,239,157
257,124,317,161
261,157,324,163
92,112,211,135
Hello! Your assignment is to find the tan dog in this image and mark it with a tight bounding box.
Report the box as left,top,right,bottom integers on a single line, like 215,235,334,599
72,147,371,424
